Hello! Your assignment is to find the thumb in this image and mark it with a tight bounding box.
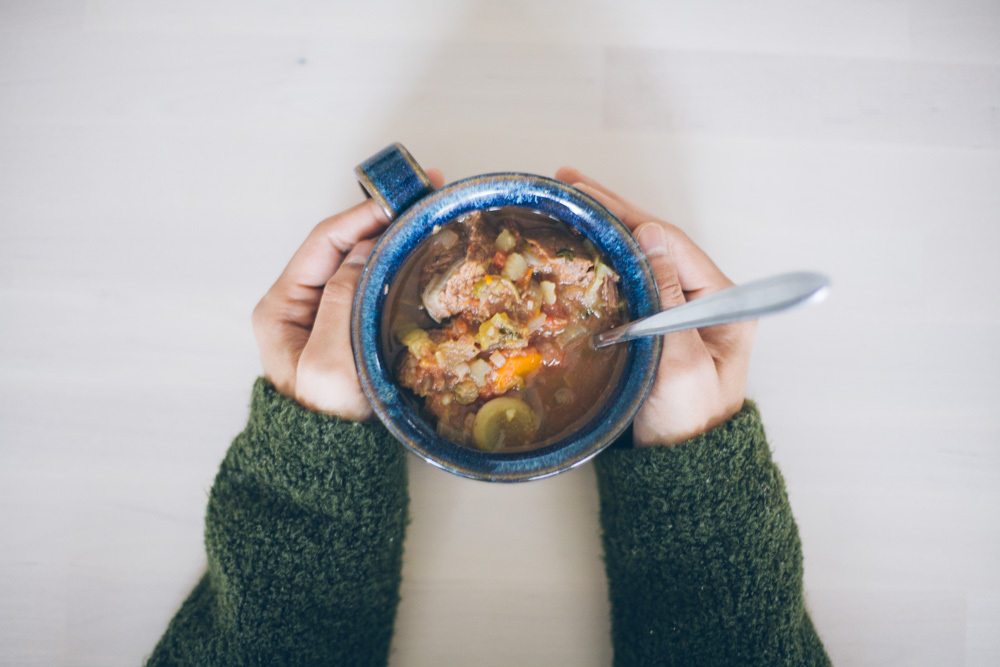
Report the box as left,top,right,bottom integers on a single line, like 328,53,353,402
294,239,376,420
635,223,685,308
634,222,704,360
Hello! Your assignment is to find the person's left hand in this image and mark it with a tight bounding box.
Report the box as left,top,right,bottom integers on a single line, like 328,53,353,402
252,169,445,420
555,167,756,447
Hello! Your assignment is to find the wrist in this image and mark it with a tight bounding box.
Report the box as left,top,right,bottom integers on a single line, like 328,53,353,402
633,398,746,448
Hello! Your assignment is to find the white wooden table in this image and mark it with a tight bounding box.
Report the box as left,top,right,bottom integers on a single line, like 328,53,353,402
1,1,998,665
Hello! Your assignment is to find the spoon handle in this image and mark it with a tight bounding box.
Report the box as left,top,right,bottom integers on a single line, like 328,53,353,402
593,271,831,349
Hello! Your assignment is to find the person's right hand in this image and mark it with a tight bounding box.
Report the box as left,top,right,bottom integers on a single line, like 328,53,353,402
252,169,444,421
556,167,757,447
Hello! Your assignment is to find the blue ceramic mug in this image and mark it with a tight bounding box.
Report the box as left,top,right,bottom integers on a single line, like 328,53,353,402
351,143,662,482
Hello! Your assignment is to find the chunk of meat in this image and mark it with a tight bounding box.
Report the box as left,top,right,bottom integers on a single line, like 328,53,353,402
598,272,621,315
522,231,595,287
420,211,500,321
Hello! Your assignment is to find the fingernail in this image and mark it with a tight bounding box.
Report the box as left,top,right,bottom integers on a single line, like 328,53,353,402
636,223,668,257
343,244,372,266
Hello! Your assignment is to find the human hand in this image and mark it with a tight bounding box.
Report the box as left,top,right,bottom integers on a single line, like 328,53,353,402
252,169,445,420
556,167,756,447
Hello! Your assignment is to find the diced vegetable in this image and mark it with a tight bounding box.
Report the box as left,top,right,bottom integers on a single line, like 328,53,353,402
495,228,516,252
469,358,492,387
472,276,493,299
584,261,616,306
398,324,436,358
493,351,543,393
489,351,507,368
501,252,528,281
556,248,575,260
397,323,422,345
453,380,479,405
476,312,524,350
434,339,479,370
526,312,547,334
540,280,557,305
522,247,543,268
472,397,538,451
431,228,459,250
503,279,521,300
523,280,541,306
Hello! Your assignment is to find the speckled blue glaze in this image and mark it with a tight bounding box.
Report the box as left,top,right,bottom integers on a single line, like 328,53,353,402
354,142,434,219
352,146,662,482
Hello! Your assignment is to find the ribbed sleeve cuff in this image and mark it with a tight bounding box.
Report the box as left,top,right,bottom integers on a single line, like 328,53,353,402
594,401,774,528
228,378,408,512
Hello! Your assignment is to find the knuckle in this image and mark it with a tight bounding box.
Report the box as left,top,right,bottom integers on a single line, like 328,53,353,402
715,320,757,358
251,297,266,321
251,297,272,334
321,275,358,308
654,269,685,304
662,221,686,241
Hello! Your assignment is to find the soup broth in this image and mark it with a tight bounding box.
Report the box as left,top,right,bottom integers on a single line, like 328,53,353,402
382,207,627,453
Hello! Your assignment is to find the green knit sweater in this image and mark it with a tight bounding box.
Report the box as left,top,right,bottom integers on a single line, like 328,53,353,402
147,379,830,666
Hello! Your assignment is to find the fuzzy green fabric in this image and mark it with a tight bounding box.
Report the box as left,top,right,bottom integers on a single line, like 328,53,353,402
594,401,831,666
146,378,408,667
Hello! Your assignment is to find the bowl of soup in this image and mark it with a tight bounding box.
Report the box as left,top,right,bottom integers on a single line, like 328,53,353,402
352,143,662,482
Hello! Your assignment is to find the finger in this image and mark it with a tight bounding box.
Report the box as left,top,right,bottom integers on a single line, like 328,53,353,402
253,198,386,395
555,165,614,196
569,180,650,233
273,199,389,292
294,239,376,420
254,197,390,356
704,318,757,379
600,197,732,302
636,221,752,379
251,299,309,399
277,167,444,290
426,168,445,189
553,169,726,291
634,222,704,360
554,166,644,210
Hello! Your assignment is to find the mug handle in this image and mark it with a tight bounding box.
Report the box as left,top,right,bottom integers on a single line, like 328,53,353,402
354,142,434,220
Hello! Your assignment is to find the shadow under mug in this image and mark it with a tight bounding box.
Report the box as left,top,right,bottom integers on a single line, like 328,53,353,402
351,142,661,482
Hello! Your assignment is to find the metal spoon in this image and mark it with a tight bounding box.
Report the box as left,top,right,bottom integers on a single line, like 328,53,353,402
593,271,830,349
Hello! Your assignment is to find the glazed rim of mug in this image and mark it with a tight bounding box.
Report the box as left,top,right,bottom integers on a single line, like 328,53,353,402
352,173,662,482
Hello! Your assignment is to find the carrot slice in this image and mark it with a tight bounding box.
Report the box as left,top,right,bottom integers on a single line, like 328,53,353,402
493,351,543,393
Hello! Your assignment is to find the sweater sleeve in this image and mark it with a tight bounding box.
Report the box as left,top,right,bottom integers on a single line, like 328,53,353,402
594,402,830,667
147,379,409,667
